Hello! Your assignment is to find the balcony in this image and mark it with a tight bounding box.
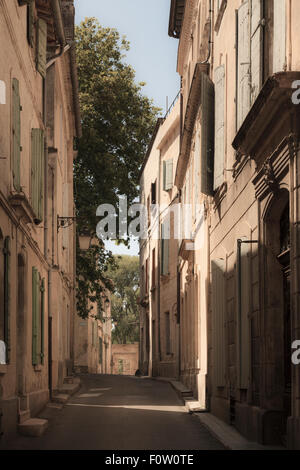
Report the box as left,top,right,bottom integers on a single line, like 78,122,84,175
232,72,300,165
9,192,35,225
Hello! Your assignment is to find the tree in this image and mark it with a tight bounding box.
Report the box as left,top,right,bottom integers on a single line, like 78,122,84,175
74,18,159,318
107,256,140,344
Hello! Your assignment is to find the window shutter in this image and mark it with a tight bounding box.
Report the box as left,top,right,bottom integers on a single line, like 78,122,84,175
161,220,170,276
32,267,38,365
200,72,215,196
31,129,44,223
92,322,95,347
40,278,45,364
4,237,11,364
36,19,47,78
194,132,200,220
211,258,226,387
27,0,34,47
163,160,173,191
12,78,21,192
214,65,225,191
250,0,263,105
239,242,251,388
273,0,286,73
99,337,103,364
237,1,251,129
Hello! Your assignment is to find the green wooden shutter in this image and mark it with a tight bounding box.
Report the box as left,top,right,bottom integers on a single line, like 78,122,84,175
40,278,45,364
4,237,11,364
211,258,226,387
36,19,47,78
165,160,173,190
32,267,38,365
31,129,44,223
194,132,200,220
273,0,286,73
214,65,225,190
27,0,34,47
237,1,251,129
163,160,173,191
200,72,215,196
99,337,103,364
250,0,263,105
92,321,95,346
12,78,21,192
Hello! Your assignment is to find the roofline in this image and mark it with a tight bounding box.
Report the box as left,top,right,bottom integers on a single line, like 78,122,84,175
168,0,185,39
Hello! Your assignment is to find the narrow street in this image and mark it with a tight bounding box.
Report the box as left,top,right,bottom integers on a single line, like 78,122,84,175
5,375,224,450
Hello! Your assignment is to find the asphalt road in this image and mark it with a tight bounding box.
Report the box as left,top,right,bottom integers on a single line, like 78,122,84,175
5,374,225,450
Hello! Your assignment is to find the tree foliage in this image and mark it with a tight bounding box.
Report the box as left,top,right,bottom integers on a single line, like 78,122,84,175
107,256,140,344
74,19,158,318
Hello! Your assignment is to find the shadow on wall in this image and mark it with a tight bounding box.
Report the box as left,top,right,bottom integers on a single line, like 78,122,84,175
207,191,295,446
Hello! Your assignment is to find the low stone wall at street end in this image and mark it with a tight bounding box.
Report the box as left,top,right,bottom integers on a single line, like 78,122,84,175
111,343,139,376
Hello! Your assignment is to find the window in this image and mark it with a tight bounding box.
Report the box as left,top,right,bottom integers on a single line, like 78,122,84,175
118,359,124,374
152,248,156,289
165,312,171,355
236,0,287,130
32,268,45,366
97,300,103,321
200,72,215,195
145,258,149,294
163,160,173,191
36,18,47,78
147,195,150,227
31,129,44,223
99,337,103,365
161,219,170,276
27,0,35,47
211,258,226,387
151,181,157,204
12,78,21,192
214,65,225,190
92,320,98,347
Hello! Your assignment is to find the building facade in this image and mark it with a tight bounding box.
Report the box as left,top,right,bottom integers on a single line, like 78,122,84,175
74,286,112,375
140,0,300,449
0,0,80,443
139,99,180,379
111,343,139,376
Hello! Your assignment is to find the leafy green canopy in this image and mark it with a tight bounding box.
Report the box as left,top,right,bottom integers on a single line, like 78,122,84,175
107,256,140,344
75,19,158,318
75,18,159,232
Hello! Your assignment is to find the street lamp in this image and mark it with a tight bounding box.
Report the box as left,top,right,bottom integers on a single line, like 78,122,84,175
78,234,100,251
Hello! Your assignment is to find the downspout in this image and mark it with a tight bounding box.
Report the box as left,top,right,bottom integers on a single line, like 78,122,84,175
157,150,162,364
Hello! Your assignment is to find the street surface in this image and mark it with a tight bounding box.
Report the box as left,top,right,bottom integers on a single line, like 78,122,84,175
6,375,225,450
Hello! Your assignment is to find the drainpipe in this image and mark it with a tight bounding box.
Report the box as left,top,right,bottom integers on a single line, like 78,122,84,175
157,150,162,363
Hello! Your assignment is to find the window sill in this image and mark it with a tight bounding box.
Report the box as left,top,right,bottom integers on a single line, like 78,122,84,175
34,364,43,372
0,364,7,375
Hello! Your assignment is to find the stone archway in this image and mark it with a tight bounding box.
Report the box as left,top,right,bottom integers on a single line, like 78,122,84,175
263,188,291,444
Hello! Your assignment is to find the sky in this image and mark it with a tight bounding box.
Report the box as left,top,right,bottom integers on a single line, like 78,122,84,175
75,0,179,256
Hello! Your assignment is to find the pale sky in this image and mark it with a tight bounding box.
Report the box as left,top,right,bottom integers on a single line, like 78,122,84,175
75,0,179,256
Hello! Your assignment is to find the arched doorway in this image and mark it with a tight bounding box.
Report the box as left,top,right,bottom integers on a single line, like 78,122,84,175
264,189,291,445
